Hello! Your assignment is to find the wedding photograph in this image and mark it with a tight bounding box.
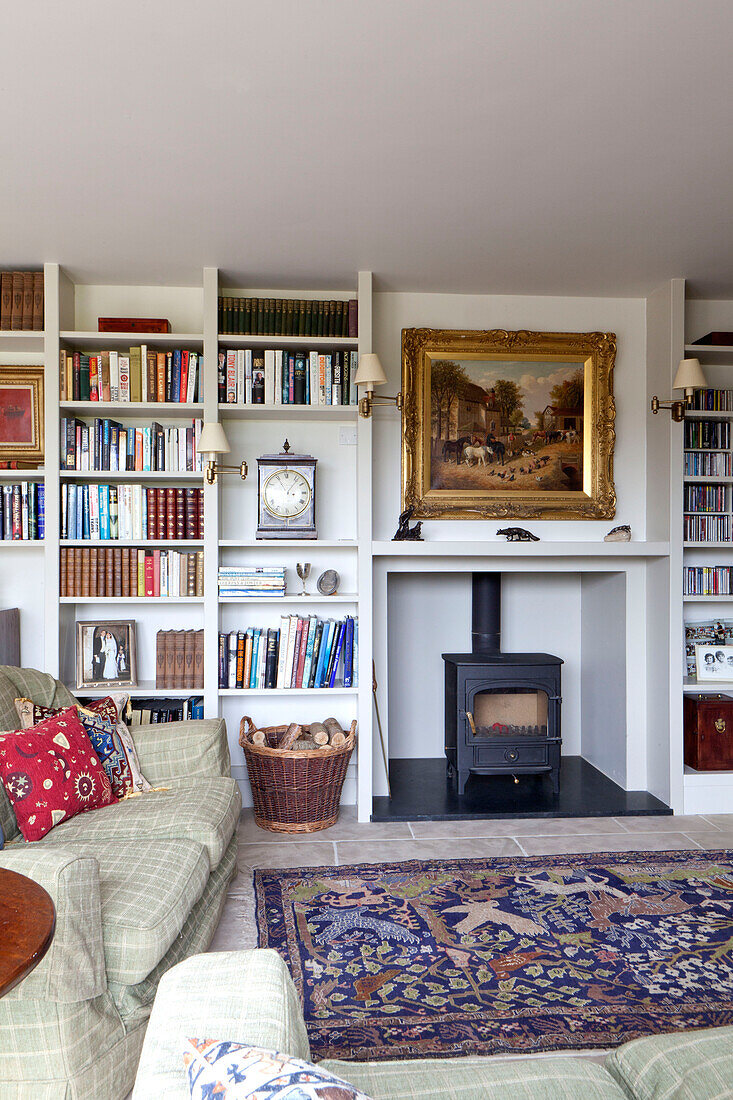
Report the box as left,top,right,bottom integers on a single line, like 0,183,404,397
75,619,137,688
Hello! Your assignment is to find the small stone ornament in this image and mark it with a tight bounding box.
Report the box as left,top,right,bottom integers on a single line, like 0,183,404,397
317,569,340,596
496,527,540,542
393,506,423,541
604,524,631,542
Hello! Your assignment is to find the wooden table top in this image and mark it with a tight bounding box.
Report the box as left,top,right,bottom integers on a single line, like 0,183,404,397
0,867,56,997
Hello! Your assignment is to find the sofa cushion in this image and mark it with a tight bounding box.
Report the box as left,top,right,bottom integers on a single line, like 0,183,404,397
64,836,210,985
35,776,240,869
184,1041,373,1100
0,706,116,841
0,665,76,841
605,1025,733,1100
321,1055,627,1100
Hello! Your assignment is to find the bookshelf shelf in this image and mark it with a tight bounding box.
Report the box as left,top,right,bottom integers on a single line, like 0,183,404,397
59,470,201,481
218,539,357,548
0,331,44,351
69,680,202,698
218,334,357,350
684,476,733,483
685,344,733,355
60,331,203,349
60,539,204,548
683,595,733,602
218,404,357,421
59,401,204,419
684,541,733,548
59,596,204,604
0,541,44,549
218,594,358,604
218,687,358,696
0,468,44,478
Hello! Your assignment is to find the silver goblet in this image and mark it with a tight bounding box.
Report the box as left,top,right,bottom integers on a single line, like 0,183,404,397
296,562,311,595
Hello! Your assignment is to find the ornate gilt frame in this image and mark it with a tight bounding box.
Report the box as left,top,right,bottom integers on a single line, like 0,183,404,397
401,328,616,520
0,365,45,463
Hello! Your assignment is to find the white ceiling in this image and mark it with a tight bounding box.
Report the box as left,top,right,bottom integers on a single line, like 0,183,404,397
3,0,733,297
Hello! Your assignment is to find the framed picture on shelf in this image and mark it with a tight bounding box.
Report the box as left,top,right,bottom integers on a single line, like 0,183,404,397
0,366,44,463
400,328,616,520
76,620,138,689
695,644,733,682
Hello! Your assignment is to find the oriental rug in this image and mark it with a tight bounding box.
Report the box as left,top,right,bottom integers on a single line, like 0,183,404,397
254,849,733,1062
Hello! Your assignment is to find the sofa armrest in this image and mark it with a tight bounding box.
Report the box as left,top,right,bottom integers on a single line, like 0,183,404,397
133,950,310,1099
131,718,231,784
0,846,106,1003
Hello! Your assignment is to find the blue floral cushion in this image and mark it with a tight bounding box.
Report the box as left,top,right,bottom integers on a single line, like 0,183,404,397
183,1039,372,1099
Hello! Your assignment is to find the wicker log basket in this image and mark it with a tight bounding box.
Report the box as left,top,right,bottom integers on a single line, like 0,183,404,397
239,716,356,833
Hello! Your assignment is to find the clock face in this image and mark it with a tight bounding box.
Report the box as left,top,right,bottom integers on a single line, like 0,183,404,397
262,468,312,519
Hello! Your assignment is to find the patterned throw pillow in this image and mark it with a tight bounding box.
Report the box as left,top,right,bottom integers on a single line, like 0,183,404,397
183,1040,373,1100
0,707,116,841
83,693,131,726
14,698,150,799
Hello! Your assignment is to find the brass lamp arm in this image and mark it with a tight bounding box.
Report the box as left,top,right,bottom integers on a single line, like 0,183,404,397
358,391,403,418
204,459,248,485
650,395,685,423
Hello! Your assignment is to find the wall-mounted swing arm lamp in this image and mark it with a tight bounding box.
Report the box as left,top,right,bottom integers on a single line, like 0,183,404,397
198,422,248,485
355,353,403,418
651,358,707,423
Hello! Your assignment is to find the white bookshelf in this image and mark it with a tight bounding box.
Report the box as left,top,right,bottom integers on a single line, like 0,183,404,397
4,265,373,816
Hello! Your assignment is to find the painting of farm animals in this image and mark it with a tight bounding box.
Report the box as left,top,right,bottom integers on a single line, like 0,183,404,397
429,355,584,495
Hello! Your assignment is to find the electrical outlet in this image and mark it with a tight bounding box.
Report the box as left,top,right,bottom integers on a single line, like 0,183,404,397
339,426,357,446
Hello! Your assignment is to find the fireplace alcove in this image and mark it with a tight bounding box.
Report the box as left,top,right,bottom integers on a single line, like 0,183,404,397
371,563,671,822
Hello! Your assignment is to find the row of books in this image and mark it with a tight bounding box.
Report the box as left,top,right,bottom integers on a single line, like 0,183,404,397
218,349,357,406
684,515,733,542
218,566,286,597
684,567,733,596
684,420,731,450
59,347,201,403
684,620,733,677
684,484,728,513
61,417,203,473
155,629,204,688
60,547,204,598
689,389,733,411
129,697,204,724
218,296,357,338
60,484,203,541
0,482,45,540
0,271,44,330
684,452,733,477
218,615,358,690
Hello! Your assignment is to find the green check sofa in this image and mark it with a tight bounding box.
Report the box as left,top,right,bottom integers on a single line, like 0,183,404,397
133,950,733,1100
0,666,241,1100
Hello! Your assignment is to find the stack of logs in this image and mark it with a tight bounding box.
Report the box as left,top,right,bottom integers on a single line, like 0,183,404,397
243,717,348,752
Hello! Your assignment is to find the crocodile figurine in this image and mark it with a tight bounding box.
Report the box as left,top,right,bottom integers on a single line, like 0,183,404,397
496,527,540,542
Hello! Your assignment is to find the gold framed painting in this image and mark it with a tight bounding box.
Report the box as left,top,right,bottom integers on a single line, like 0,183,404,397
0,366,44,463
401,328,616,520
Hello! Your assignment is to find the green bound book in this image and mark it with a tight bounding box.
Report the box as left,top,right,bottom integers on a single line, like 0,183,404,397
298,300,306,337
275,298,282,334
224,297,232,334
243,298,251,334
285,300,294,336
304,299,312,337
233,298,241,335
256,298,264,335
316,299,324,337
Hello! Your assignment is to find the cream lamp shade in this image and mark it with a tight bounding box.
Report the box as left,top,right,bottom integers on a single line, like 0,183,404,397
354,353,387,388
198,421,231,456
673,358,706,393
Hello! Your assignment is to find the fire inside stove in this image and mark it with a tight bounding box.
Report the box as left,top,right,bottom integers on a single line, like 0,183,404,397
471,689,549,739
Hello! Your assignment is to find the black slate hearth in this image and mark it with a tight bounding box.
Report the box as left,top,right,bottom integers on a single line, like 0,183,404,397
371,756,672,822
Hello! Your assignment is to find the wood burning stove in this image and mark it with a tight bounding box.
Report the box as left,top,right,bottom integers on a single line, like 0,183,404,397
443,573,562,795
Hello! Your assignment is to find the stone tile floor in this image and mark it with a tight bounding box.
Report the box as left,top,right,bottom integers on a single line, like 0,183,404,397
209,809,733,954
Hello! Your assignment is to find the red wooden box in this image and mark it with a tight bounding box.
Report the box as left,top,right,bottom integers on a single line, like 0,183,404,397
98,317,171,333
684,692,733,770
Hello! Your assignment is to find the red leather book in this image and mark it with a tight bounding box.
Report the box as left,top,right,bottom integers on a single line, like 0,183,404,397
144,552,154,598
121,548,130,598
295,617,310,688
89,548,98,598
59,549,68,597
32,272,44,331
196,488,203,536
113,548,123,597
98,317,171,333
175,489,185,539
184,489,196,538
165,488,175,540
147,488,157,540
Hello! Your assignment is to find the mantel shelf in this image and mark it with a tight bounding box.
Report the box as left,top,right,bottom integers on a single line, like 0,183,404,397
371,541,670,558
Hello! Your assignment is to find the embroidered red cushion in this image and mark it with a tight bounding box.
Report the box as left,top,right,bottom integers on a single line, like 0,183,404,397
0,706,116,841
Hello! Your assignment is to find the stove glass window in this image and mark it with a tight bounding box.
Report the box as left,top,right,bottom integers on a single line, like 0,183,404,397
469,688,548,739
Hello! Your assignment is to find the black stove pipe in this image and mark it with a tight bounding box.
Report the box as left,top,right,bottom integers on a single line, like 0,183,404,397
472,572,501,653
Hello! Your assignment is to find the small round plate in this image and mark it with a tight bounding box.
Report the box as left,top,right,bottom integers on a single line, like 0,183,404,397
317,569,340,595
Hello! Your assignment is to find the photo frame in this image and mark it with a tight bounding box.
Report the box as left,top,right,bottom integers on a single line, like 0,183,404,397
401,328,616,520
695,644,733,682
0,366,44,463
75,620,138,689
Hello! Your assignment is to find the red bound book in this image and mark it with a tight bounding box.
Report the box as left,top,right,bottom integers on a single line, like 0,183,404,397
144,552,154,597
113,548,122,597
147,488,157,540
121,548,130,598
290,618,304,688
153,549,160,597
175,489,185,538
196,488,203,536
184,488,196,537
165,487,175,539
89,548,98,597
179,351,189,402
155,488,165,540
59,549,67,596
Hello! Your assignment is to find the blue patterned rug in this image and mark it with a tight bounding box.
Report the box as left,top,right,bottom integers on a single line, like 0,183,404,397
254,849,733,1061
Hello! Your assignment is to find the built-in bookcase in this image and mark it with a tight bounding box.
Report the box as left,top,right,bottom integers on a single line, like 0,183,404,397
1,264,374,812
